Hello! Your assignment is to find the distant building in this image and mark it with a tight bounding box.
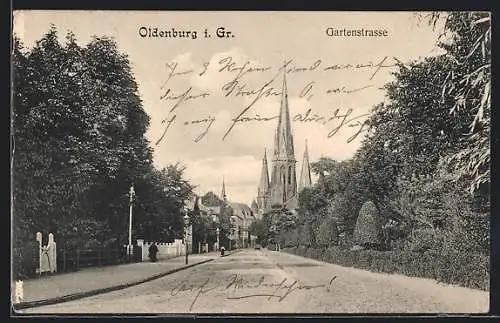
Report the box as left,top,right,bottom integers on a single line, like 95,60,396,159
229,202,256,248
220,179,256,248
198,178,257,249
198,202,221,223
255,69,312,218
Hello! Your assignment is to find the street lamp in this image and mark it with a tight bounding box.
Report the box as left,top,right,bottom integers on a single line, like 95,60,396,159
127,184,135,259
184,211,190,265
216,227,220,251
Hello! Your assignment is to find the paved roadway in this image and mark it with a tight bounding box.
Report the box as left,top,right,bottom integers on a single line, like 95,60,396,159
19,249,489,314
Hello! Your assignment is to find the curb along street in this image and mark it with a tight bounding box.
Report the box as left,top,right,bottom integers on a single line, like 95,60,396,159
13,249,243,311
13,258,215,311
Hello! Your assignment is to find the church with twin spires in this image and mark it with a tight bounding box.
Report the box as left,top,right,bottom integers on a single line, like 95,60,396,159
251,68,312,219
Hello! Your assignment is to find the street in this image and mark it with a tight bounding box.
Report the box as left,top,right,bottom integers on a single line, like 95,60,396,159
19,249,489,314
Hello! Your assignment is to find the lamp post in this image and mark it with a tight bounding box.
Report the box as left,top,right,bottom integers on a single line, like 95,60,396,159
127,184,135,259
184,211,190,265
216,227,220,251
272,223,278,251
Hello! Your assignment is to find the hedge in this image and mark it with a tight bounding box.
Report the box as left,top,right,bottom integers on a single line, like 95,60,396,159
283,246,489,291
12,241,40,280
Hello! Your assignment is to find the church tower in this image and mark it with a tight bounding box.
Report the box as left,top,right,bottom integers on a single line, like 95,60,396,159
257,149,271,217
298,139,312,191
269,67,298,210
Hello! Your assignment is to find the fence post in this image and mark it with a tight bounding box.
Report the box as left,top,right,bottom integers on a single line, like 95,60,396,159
36,232,42,276
48,233,56,273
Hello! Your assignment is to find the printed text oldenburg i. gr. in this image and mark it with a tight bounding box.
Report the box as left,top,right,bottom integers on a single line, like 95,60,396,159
138,27,236,39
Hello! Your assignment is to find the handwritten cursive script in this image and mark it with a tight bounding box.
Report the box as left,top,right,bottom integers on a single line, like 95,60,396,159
155,56,402,145
168,274,337,310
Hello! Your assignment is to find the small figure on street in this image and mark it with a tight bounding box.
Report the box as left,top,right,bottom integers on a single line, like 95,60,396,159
220,246,225,257
148,242,158,262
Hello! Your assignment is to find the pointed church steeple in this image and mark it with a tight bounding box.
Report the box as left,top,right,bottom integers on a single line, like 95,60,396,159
258,149,270,196
269,63,298,209
299,139,312,191
221,176,227,202
273,63,295,160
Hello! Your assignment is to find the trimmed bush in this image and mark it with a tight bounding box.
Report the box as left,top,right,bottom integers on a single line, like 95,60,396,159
353,201,382,248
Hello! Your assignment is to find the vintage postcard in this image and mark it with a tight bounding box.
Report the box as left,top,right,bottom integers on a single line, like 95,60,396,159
11,11,491,315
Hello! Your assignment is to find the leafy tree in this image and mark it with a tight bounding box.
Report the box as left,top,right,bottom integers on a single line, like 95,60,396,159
260,212,275,247
201,191,223,207
291,13,490,255
218,202,234,248
390,167,489,254
261,206,297,249
346,12,490,245
425,12,491,193
134,164,194,242
311,157,352,195
300,159,363,239
296,187,323,247
297,224,314,247
248,219,266,244
198,191,233,248
315,217,339,249
12,27,195,255
189,196,214,252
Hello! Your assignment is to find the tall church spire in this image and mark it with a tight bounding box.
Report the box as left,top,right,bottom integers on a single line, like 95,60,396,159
269,64,298,210
299,139,312,191
258,149,270,196
273,63,295,160
221,176,227,202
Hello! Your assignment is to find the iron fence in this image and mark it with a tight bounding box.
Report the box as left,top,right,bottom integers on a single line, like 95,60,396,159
57,246,142,272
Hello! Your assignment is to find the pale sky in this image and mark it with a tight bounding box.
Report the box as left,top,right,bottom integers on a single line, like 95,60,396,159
13,11,446,205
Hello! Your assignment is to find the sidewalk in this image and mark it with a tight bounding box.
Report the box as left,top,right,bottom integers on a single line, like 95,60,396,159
12,251,224,310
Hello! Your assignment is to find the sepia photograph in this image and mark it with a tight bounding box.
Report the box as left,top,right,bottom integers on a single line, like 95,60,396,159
11,10,491,315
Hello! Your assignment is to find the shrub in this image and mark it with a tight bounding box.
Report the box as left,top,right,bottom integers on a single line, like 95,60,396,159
357,250,373,269
281,228,299,248
404,228,445,253
315,217,339,248
298,224,314,247
12,241,40,280
353,201,382,248
338,232,354,250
